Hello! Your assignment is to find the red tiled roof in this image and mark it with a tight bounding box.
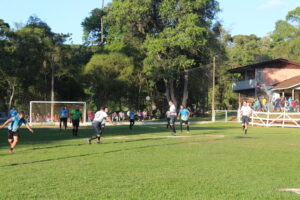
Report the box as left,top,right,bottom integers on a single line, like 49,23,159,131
272,75,300,90
229,58,300,73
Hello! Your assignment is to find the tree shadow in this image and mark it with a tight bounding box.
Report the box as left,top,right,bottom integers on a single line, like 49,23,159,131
0,124,232,144
234,136,258,139
0,140,186,167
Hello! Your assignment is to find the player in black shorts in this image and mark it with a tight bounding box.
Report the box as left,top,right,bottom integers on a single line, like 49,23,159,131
240,101,252,134
178,105,190,133
60,106,69,131
0,111,34,153
70,106,82,136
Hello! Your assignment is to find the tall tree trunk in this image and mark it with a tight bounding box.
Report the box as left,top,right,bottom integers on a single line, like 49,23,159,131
164,78,171,102
181,70,189,107
169,79,177,106
8,78,16,111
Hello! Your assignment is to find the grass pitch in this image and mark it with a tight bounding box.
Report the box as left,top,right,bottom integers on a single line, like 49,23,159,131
0,123,300,199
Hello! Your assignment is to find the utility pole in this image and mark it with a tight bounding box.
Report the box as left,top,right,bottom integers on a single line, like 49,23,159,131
212,56,216,122
100,0,105,45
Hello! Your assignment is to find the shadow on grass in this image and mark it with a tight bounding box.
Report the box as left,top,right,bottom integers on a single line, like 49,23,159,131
0,140,185,167
0,124,235,147
28,137,167,151
234,136,258,139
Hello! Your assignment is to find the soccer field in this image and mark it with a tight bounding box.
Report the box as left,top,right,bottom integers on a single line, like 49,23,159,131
0,123,300,200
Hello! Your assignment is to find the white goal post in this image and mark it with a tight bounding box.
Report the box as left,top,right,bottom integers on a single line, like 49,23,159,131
29,101,87,124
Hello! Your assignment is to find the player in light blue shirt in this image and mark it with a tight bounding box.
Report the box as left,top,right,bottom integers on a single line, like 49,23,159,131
9,106,18,118
178,105,190,133
0,111,34,153
129,108,135,130
60,106,69,131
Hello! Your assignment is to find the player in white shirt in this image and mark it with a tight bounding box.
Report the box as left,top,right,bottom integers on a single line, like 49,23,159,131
168,100,177,135
88,107,115,144
240,101,253,134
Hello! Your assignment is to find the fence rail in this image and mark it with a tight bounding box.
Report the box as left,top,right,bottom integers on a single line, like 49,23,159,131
215,110,300,128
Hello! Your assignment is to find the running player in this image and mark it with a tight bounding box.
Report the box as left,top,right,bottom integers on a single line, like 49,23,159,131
59,106,69,131
70,106,82,136
166,110,171,129
168,100,177,135
129,108,135,129
240,101,252,134
178,105,190,133
88,107,115,144
0,111,34,153
9,106,18,118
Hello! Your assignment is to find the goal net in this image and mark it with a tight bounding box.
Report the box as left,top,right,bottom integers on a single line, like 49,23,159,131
29,101,86,124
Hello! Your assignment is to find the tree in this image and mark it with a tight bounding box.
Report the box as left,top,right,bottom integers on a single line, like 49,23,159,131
270,7,300,61
106,0,220,109
82,8,107,45
84,52,134,108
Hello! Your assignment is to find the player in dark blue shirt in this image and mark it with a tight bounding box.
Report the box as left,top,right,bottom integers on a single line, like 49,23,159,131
60,106,69,131
9,106,18,118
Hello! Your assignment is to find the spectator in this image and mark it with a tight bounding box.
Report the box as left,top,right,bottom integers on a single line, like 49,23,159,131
261,97,267,111
87,109,94,122
254,98,261,111
119,111,125,121
292,99,297,112
112,112,118,122
142,110,148,121
275,97,281,112
288,97,293,111
137,110,142,121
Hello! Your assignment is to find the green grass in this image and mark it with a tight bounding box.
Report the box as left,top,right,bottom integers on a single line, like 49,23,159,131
0,123,300,199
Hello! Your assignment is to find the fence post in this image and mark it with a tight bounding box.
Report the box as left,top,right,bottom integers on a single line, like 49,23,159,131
283,109,286,128
225,110,228,122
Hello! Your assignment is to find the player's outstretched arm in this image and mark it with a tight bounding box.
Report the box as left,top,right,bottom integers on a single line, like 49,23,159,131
107,116,116,126
0,119,11,129
26,123,34,133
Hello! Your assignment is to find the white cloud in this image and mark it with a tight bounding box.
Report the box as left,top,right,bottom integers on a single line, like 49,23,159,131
257,0,288,10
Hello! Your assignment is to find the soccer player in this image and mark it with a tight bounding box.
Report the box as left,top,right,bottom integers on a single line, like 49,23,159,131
0,111,34,153
240,101,253,134
59,106,69,131
166,110,171,129
88,107,115,144
9,106,18,118
168,100,177,135
70,106,82,136
129,108,135,129
178,105,190,133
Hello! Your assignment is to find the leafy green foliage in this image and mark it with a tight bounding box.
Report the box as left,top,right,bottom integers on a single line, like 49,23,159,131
84,52,134,108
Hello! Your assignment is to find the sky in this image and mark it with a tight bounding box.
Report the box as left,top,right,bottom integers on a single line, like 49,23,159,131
1,0,300,44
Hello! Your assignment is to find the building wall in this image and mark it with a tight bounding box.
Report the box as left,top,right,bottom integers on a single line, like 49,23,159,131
262,65,300,85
